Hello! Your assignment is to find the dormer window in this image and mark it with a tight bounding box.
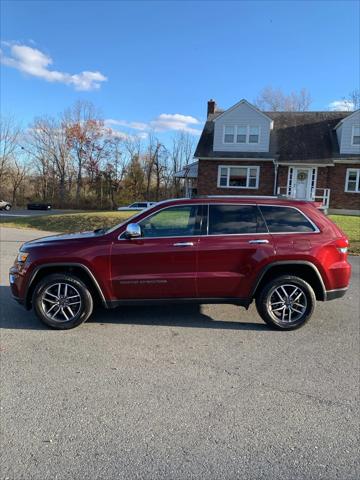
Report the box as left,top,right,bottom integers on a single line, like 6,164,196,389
352,125,360,145
223,125,260,144
237,126,247,143
249,126,260,143
224,125,235,143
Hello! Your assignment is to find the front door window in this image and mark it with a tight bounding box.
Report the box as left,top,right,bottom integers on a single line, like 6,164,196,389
139,205,200,237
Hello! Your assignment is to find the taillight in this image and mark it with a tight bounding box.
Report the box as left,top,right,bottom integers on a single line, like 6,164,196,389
335,238,349,254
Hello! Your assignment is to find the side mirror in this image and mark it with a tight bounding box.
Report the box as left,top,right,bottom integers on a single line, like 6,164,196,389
125,223,142,239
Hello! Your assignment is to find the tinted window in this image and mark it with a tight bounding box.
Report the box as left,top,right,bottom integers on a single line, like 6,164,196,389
260,206,316,233
208,205,266,235
139,205,200,238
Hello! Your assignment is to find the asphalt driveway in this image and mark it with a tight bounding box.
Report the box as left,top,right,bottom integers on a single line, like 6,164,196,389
0,227,359,479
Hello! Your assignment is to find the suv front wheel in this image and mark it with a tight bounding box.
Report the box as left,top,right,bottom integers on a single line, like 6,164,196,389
256,275,316,330
33,273,93,329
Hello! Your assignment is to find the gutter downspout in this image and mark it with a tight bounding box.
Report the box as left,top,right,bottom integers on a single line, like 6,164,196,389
273,160,279,196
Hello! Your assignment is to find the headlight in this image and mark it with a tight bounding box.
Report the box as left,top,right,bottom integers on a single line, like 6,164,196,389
17,252,29,263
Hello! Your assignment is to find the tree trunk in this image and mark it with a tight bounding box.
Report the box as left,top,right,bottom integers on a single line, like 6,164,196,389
75,167,82,207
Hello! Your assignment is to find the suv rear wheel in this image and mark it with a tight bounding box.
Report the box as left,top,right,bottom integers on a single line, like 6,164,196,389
256,275,315,330
33,273,93,329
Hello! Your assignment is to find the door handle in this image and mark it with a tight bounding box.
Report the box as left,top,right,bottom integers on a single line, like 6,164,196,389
173,242,194,247
248,239,269,244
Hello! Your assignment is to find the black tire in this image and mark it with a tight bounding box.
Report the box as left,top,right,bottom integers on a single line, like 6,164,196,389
5,204,11,211
255,275,316,330
32,273,93,329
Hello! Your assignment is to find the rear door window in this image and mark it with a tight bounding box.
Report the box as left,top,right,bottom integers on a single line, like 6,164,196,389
208,205,266,235
259,206,316,233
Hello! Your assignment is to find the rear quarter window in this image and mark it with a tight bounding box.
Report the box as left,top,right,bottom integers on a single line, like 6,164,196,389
260,206,316,233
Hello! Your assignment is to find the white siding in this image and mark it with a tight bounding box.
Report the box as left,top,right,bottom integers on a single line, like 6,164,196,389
338,110,360,154
213,102,272,152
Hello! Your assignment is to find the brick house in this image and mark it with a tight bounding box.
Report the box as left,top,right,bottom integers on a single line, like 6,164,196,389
176,99,360,214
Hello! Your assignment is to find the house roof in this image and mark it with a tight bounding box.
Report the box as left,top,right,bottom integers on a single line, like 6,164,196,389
174,161,198,179
194,110,358,164
334,109,360,129
213,99,273,124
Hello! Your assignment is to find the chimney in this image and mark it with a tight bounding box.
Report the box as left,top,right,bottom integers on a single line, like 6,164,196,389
207,99,216,117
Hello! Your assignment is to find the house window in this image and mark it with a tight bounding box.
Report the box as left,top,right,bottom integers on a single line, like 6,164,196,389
217,166,260,189
224,126,235,143
352,125,360,145
249,126,260,143
236,126,247,143
223,125,260,144
345,169,360,193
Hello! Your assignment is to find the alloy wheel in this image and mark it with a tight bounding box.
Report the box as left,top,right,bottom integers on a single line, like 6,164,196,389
267,283,307,324
41,282,82,322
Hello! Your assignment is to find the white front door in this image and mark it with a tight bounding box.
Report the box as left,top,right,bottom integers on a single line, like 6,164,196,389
293,168,312,200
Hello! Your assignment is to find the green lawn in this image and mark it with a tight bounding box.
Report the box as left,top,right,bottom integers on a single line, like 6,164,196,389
0,211,136,233
1,211,359,254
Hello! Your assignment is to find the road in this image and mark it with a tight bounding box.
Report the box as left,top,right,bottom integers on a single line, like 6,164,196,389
0,227,359,480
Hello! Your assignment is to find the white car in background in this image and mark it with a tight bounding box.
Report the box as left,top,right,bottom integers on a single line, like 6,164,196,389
0,200,12,211
117,201,156,211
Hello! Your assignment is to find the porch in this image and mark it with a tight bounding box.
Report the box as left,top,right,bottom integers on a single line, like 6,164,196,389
277,186,330,209
174,161,198,197
277,165,331,210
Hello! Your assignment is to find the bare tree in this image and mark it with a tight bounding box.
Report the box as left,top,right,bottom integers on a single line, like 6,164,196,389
0,116,22,194
123,154,145,200
168,132,195,196
143,133,162,200
8,158,27,206
64,101,105,206
153,143,168,201
105,136,128,207
29,116,71,207
254,87,312,111
344,89,360,110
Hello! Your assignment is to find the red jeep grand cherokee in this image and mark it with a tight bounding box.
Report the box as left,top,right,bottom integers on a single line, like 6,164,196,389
9,197,351,330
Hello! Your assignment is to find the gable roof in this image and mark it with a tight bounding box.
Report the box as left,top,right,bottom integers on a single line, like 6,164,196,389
194,110,356,164
213,99,273,123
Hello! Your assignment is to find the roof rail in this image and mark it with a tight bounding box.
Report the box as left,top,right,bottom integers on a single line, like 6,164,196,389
193,195,280,199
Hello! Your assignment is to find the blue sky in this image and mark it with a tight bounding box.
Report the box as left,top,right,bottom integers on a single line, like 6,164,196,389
1,0,359,141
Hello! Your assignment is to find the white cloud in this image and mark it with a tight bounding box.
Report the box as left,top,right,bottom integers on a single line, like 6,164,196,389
105,119,149,131
328,99,355,111
0,43,107,91
150,113,200,134
105,113,202,136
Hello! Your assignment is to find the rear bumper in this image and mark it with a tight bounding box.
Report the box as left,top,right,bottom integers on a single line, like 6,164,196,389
324,287,348,301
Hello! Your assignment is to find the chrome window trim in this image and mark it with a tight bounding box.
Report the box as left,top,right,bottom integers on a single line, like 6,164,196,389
117,202,320,240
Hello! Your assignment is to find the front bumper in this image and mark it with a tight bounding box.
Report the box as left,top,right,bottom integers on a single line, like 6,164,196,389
9,267,27,306
324,287,348,301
